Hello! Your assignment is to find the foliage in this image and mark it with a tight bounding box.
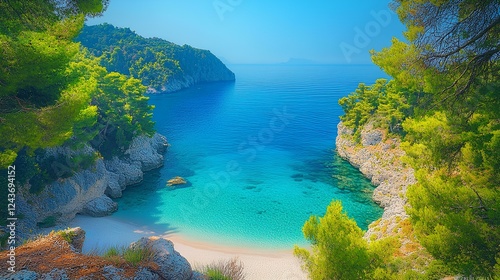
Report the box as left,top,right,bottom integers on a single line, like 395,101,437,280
91,72,155,156
197,258,245,280
56,228,77,244
0,1,108,169
294,201,398,280
76,23,234,92
0,17,97,169
0,0,108,36
205,269,232,280
403,111,500,277
392,1,500,277
103,246,120,258
336,0,500,277
102,245,155,266
0,2,155,187
121,246,154,266
338,79,411,137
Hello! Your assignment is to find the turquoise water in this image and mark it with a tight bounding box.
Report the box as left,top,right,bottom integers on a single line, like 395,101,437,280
114,64,385,249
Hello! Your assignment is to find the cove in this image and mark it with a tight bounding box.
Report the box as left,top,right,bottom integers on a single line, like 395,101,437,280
113,64,385,249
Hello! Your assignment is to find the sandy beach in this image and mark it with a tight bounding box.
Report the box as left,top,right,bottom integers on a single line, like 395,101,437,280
67,215,307,280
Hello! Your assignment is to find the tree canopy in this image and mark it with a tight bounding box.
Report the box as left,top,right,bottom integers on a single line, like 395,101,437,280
317,0,500,278
76,24,235,92
0,1,154,169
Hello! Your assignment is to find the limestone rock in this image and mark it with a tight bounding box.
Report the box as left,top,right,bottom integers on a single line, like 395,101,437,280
127,133,168,171
150,133,169,154
105,157,143,187
21,158,109,224
61,227,86,253
190,271,207,280
336,121,414,242
360,123,384,146
18,133,169,234
134,268,161,280
82,195,118,217
5,270,39,280
105,172,123,198
131,237,193,280
167,176,187,187
102,265,125,280
41,268,70,280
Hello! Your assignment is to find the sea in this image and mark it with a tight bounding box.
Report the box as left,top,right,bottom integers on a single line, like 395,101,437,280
113,64,387,249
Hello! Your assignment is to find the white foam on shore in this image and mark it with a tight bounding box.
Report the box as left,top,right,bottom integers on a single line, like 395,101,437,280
68,215,307,280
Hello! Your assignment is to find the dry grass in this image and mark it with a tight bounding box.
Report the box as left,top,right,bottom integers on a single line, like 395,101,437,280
0,232,158,279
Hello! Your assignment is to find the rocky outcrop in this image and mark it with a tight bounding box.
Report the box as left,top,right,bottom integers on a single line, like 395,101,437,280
127,133,169,171
131,237,193,280
336,122,417,242
17,133,168,237
77,24,235,94
82,195,118,217
61,227,86,253
0,229,200,280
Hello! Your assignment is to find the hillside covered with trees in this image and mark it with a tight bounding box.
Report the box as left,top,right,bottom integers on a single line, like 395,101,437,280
0,0,154,176
76,24,235,93
296,0,499,279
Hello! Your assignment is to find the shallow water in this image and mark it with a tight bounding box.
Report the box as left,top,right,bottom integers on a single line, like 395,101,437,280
114,64,386,249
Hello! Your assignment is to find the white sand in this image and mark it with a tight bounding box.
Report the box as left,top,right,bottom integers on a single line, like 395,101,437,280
68,215,307,280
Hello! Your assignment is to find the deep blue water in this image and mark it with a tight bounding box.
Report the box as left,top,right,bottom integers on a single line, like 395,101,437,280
114,64,386,249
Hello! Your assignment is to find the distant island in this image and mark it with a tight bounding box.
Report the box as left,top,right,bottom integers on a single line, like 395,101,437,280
77,24,235,93
279,58,320,65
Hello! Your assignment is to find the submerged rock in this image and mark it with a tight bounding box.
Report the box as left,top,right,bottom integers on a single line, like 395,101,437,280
167,176,187,187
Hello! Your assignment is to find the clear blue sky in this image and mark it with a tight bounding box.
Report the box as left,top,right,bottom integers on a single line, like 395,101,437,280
87,1,406,64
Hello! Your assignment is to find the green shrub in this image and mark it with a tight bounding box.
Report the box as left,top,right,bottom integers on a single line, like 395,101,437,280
205,268,231,280
198,258,245,280
122,246,154,266
103,246,120,258
102,245,154,266
56,228,77,243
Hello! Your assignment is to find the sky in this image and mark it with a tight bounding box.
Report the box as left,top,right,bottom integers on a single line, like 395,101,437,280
87,1,406,64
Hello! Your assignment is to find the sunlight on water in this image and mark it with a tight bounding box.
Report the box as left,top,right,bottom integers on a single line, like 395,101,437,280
114,65,387,249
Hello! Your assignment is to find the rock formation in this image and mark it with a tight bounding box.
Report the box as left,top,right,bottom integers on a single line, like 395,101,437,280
336,121,426,257
131,237,193,280
16,133,168,239
0,228,202,280
77,24,235,94
166,176,187,187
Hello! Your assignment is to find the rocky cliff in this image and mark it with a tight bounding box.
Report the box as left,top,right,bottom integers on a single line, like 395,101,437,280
0,227,204,280
336,121,426,257
16,133,168,239
76,24,235,94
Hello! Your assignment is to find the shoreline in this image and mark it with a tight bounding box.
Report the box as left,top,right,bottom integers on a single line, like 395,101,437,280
67,215,307,280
